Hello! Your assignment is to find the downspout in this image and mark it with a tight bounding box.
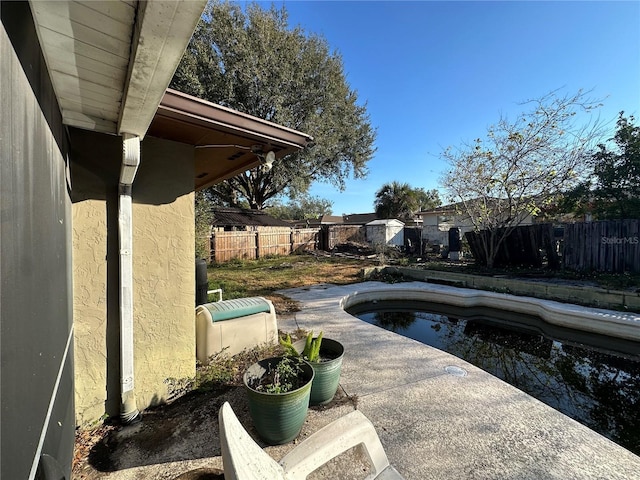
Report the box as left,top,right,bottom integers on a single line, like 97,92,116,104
119,133,140,423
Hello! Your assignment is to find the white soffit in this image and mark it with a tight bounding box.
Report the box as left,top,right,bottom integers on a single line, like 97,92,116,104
30,0,206,137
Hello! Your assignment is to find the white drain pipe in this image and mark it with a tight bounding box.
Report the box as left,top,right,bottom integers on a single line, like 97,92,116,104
119,133,140,423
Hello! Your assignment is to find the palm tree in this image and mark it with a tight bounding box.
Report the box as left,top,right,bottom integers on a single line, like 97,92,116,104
374,182,439,220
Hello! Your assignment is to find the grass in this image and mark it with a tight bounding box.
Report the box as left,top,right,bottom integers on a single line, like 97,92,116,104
204,251,639,313
165,343,286,400
205,253,376,312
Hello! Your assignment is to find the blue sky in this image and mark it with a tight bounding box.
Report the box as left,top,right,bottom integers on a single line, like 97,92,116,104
253,1,640,215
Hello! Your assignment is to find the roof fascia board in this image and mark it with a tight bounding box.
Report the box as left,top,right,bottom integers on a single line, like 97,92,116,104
118,0,207,138
159,89,313,148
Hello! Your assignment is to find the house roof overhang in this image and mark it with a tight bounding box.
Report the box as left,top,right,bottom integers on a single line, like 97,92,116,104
148,89,314,190
30,0,207,138
29,0,312,189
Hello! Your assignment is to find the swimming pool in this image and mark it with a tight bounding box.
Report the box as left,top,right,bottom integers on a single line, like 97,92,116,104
346,299,640,455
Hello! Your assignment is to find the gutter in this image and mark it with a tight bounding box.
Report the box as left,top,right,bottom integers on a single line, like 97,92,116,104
118,133,141,423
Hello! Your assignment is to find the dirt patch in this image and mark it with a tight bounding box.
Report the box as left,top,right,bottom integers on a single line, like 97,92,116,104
73,424,117,476
330,242,377,257
73,384,358,479
74,386,241,478
72,332,358,479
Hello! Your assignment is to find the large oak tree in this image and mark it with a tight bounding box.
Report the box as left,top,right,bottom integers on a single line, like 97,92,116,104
171,1,376,209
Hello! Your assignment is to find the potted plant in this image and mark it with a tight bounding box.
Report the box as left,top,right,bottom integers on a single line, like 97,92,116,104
243,355,314,445
281,332,345,406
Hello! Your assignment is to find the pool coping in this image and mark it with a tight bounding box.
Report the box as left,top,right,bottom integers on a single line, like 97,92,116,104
340,281,640,342
364,265,640,312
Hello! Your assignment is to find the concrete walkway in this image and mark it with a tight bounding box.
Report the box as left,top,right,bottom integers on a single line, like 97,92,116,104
81,281,640,480
274,281,640,480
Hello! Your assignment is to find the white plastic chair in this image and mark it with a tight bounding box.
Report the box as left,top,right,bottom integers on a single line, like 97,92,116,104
219,402,404,480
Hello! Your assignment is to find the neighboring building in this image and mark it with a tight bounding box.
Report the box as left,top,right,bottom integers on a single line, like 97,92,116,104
1,2,312,478
403,214,424,227
342,212,378,225
366,219,405,247
211,207,293,231
418,200,536,247
292,213,377,229
418,203,476,247
305,214,344,228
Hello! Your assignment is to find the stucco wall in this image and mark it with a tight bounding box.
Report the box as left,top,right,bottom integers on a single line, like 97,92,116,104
71,130,195,426
72,198,110,426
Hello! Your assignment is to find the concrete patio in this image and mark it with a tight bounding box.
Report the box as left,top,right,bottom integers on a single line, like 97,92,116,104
77,282,640,480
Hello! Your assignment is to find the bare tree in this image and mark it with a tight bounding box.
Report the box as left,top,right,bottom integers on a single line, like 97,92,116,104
440,89,603,268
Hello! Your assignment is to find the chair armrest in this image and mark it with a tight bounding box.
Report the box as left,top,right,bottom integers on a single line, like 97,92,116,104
279,410,392,480
219,402,285,480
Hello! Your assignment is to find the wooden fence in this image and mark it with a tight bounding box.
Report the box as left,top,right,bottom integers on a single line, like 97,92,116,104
465,224,559,268
209,228,319,263
292,228,319,252
563,220,640,272
319,225,365,250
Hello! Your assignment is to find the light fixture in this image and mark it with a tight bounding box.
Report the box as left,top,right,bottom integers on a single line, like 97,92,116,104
193,143,276,170
260,151,276,171
251,146,277,171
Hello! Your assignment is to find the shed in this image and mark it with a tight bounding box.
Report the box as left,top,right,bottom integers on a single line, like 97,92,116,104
366,219,405,247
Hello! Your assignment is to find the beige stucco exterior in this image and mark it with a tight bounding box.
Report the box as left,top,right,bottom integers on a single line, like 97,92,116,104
73,198,110,426
72,130,196,426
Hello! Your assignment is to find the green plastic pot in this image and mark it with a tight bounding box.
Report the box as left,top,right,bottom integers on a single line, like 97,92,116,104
293,338,344,406
243,357,314,445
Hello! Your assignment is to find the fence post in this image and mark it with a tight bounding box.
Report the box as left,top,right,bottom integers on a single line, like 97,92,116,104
255,231,260,259
210,232,215,264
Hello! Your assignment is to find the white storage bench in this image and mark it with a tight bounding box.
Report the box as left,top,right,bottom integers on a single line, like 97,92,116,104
195,297,278,365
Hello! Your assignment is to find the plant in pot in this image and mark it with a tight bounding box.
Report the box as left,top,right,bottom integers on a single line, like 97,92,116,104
281,331,345,406
243,355,314,445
